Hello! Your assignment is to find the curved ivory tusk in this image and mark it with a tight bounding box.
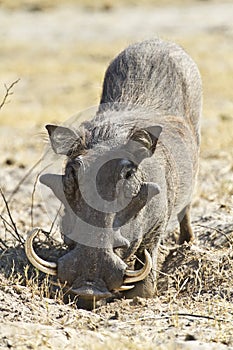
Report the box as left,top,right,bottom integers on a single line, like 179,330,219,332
124,249,152,283
25,228,57,275
117,284,135,292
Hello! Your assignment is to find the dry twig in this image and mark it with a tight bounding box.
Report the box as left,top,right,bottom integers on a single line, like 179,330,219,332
197,224,233,245
0,79,20,110
0,187,24,245
49,203,62,236
0,158,43,219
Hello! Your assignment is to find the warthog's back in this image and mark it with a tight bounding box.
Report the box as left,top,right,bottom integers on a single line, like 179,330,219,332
100,39,202,145
97,38,202,235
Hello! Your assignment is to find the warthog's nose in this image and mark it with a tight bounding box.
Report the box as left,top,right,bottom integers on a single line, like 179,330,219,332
71,281,112,300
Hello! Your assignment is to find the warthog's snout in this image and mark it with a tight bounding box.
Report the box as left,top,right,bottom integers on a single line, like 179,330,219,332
25,228,152,300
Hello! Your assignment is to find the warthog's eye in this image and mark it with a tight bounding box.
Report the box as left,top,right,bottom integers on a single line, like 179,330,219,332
125,168,136,180
120,160,137,180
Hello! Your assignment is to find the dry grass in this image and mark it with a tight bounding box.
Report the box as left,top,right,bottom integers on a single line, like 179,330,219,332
0,34,232,155
0,4,233,135
1,41,232,175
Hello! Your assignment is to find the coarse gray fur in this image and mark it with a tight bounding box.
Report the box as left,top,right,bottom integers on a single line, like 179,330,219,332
40,38,202,306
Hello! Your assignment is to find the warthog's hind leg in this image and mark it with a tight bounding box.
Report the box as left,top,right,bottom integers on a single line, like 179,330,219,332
178,204,195,244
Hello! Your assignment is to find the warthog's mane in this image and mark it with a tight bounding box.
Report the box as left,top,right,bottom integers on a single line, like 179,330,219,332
81,110,154,151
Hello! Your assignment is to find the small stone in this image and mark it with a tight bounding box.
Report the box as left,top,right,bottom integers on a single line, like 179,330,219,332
109,311,120,320
131,296,146,306
5,158,15,166
185,334,197,341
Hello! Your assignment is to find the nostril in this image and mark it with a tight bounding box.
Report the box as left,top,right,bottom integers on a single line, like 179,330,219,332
71,284,112,300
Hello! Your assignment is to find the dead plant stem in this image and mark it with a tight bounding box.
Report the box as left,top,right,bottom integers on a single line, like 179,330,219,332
0,187,24,245
0,78,20,110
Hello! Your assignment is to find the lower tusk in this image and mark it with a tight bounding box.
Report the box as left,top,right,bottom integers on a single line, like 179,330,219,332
124,249,152,283
116,285,135,291
25,228,57,276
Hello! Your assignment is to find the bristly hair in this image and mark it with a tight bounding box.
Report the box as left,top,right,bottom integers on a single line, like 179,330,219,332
67,128,89,158
89,121,114,146
66,115,153,156
127,124,139,139
128,126,153,148
88,119,151,149
38,131,50,144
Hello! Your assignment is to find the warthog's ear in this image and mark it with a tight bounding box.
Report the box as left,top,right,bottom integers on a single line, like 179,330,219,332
127,125,162,163
46,124,84,156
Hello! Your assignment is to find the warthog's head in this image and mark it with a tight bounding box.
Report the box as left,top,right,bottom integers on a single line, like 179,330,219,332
25,122,162,305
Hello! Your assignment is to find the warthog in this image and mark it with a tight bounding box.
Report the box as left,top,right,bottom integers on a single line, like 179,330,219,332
25,38,202,306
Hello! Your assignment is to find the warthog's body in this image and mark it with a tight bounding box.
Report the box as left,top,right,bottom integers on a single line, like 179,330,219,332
27,39,202,305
